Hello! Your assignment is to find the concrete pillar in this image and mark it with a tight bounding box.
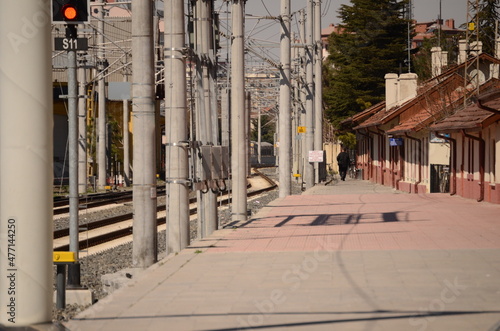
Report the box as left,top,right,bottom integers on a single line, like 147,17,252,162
221,88,230,147
132,0,158,268
304,0,315,190
165,0,190,254
77,29,88,194
385,73,399,109
279,0,292,197
123,98,130,187
313,0,323,184
299,10,307,180
0,0,53,325
97,0,107,188
230,0,248,223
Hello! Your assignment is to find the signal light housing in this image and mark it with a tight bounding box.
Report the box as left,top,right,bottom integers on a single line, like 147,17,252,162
52,0,89,24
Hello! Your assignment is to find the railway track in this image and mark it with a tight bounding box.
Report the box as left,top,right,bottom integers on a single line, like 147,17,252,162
53,169,277,252
53,188,166,215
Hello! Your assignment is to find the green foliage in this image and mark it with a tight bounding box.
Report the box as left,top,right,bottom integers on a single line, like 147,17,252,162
337,132,357,150
412,35,461,82
250,114,276,144
476,0,500,56
324,0,410,128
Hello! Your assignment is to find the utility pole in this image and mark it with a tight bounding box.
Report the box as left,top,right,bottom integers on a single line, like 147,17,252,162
246,91,251,176
221,88,230,147
66,24,82,288
0,0,53,324
304,0,315,190
78,24,88,194
122,62,131,187
132,0,158,268
279,0,292,197
314,0,323,183
201,0,218,236
164,0,190,254
258,107,262,164
97,0,107,189
299,10,307,181
231,0,248,223
292,38,300,176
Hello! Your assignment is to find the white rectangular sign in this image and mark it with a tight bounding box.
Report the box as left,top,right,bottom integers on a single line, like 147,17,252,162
308,150,324,163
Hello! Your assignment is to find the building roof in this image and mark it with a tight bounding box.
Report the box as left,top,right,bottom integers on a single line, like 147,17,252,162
353,53,500,132
430,83,500,132
341,101,385,127
386,73,466,135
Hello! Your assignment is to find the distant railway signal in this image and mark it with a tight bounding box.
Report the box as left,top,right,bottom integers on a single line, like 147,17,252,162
52,0,89,24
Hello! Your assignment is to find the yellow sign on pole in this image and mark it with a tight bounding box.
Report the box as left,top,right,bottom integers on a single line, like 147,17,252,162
468,22,475,31
297,126,306,133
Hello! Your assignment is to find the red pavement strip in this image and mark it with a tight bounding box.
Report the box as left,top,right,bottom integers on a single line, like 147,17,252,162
208,193,500,253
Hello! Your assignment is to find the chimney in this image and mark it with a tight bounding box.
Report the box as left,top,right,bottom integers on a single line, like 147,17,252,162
445,19,455,29
431,47,448,77
458,39,467,64
385,73,399,109
470,41,483,57
398,73,418,104
431,47,442,77
496,37,500,59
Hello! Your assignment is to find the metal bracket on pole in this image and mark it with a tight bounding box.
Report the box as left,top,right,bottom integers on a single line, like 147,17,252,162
165,140,191,148
165,178,192,187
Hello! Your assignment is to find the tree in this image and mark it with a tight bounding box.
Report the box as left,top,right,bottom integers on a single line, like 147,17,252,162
250,113,276,144
412,35,461,82
324,0,410,128
477,0,500,56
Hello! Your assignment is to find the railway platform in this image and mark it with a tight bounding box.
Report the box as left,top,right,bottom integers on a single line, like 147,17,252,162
63,178,500,331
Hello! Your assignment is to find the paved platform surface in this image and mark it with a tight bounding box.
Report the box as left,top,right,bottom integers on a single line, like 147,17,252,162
65,179,500,331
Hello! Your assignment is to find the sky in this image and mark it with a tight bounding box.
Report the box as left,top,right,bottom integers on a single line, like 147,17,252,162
213,0,470,64
242,0,468,28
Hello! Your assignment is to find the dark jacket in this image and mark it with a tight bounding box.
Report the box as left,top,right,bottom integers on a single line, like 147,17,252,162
337,151,350,167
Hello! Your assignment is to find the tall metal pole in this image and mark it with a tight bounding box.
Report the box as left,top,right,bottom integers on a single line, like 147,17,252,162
221,88,230,147
78,25,88,194
246,91,251,177
0,0,53,324
231,0,248,223
314,0,323,183
97,0,107,189
164,0,190,254
258,107,262,164
66,25,82,288
279,0,292,197
132,0,158,268
123,66,131,187
304,0,315,189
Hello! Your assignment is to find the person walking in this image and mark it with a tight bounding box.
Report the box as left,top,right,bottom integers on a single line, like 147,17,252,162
337,148,350,181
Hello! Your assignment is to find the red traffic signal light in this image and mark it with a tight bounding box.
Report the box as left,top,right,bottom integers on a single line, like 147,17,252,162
52,0,89,24
62,5,78,20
